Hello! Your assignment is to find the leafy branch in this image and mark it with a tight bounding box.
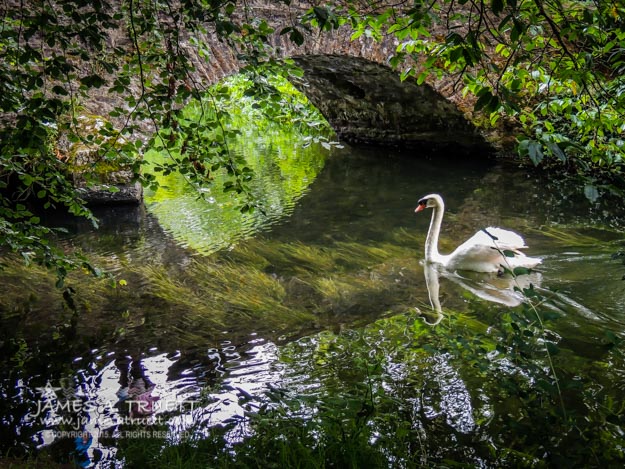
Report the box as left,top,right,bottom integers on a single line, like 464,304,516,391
322,0,625,199
1,0,300,281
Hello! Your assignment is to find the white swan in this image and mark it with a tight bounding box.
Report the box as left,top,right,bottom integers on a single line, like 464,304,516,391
415,193,541,273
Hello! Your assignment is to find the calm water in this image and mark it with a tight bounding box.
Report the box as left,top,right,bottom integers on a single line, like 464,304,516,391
1,127,625,465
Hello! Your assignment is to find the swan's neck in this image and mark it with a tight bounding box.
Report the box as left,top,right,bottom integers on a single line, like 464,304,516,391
425,203,444,264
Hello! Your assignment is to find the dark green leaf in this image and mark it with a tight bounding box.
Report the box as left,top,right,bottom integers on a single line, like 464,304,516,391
474,90,495,111
80,74,105,88
52,85,69,96
546,342,560,355
546,141,567,162
528,141,544,165
289,28,304,46
491,0,504,15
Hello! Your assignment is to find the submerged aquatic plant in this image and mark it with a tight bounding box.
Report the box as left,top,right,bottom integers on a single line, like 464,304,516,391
612,251,625,280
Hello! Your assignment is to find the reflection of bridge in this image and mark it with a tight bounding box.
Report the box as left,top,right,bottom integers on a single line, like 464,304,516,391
94,1,487,149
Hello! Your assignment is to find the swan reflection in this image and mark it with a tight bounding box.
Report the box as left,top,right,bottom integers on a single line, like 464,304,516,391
419,263,543,325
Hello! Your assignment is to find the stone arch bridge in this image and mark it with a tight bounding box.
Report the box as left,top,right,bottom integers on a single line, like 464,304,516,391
91,1,488,151
191,1,485,149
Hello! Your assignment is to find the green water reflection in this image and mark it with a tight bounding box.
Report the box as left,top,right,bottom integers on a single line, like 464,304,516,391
144,126,328,255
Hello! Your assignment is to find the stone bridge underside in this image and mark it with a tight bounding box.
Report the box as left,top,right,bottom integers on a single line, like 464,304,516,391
292,55,481,148
177,1,488,149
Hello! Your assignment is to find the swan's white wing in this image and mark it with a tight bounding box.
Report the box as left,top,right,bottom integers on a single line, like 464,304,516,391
446,241,507,272
445,227,540,272
480,227,542,269
474,227,528,250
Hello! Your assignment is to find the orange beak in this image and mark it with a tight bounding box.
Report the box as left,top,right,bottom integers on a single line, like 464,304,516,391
415,205,425,213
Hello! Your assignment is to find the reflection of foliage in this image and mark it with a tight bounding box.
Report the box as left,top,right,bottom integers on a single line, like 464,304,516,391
172,304,623,467
96,301,624,467
0,0,311,281
0,229,418,347
136,235,418,340
3,224,625,464
13,242,608,468
144,96,330,254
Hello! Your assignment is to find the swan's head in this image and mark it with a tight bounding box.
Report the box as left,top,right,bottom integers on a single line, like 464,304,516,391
415,194,444,213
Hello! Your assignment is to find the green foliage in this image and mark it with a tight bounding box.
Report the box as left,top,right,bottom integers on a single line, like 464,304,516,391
145,70,335,215
330,0,625,199
210,71,334,138
0,0,321,281
130,238,621,466
2,216,624,465
144,99,331,255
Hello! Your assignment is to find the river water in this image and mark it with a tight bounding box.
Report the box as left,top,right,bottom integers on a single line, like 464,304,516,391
1,125,624,466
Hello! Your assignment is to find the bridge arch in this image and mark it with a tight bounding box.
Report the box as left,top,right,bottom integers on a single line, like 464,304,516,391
83,3,488,150
181,9,487,150
290,54,483,148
